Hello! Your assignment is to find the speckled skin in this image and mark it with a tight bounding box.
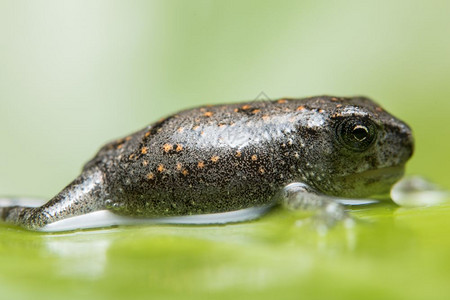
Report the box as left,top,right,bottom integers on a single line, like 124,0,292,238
1,96,414,229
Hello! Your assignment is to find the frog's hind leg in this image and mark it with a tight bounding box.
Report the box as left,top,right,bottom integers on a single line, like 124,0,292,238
0,168,107,230
280,182,353,230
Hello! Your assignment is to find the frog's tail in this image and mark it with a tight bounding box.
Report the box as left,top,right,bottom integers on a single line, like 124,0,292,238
0,168,107,230
0,205,29,223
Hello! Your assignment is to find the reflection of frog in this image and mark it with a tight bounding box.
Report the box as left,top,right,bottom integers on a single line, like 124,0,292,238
1,96,413,230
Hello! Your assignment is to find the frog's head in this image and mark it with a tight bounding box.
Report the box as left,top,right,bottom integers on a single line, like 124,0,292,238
296,96,414,198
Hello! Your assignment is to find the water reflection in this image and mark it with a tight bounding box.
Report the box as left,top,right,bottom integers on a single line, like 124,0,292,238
38,209,362,281
8,200,415,284
42,230,116,279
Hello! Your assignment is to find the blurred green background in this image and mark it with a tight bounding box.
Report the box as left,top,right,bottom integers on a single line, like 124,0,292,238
0,1,449,299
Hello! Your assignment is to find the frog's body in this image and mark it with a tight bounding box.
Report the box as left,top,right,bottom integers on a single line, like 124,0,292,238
0,96,414,230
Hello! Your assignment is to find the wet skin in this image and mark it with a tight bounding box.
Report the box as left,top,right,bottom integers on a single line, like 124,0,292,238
1,96,414,230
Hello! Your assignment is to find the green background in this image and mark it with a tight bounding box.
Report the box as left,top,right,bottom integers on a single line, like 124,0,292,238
0,1,449,299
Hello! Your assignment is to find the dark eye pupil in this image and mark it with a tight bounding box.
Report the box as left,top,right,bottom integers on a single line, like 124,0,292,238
335,118,377,152
352,126,368,141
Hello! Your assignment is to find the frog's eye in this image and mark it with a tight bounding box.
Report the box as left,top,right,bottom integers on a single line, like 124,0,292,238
335,118,377,152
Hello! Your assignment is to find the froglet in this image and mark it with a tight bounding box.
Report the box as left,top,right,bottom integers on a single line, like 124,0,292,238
0,96,414,231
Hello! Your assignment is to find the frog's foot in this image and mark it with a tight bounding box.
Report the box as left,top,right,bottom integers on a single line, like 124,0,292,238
281,182,356,232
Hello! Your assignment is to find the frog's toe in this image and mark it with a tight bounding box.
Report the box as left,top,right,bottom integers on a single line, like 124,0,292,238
281,182,354,231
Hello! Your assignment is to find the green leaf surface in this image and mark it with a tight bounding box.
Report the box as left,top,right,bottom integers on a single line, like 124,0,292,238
1,202,450,300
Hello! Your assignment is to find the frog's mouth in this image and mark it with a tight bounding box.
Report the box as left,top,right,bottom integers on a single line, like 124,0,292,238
350,165,405,182
331,165,405,198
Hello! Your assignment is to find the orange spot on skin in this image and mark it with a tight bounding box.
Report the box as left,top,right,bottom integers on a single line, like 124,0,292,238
251,154,258,161
176,144,183,152
318,109,324,113
197,161,205,169
117,144,123,150
129,154,135,160
296,106,305,111
157,164,165,173
200,131,205,136
193,125,200,131
241,105,251,110
262,115,270,121
182,169,189,176
146,172,155,180
176,163,182,171
125,136,132,141
277,99,287,104
259,167,265,174
141,147,148,154
145,132,151,137
375,107,383,112
252,109,261,114
143,160,149,166
211,156,220,163
336,104,342,108
203,111,213,117
163,143,173,153
233,108,239,113
331,97,338,101
236,151,242,158
218,124,226,128
177,127,184,133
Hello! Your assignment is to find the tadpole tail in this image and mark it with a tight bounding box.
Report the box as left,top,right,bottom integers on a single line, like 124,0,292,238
1,205,18,220
0,205,33,224
0,168,107,230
